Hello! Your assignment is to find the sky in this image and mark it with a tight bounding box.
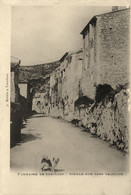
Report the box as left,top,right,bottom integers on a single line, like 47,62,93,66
11,6,112,65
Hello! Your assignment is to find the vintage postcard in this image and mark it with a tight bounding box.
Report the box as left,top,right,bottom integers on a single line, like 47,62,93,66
0,0,131,194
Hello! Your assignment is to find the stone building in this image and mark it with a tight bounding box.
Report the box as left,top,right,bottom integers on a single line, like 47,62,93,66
11,56,21,103
10,56,22,147
18,81,32,117
80,8,130,99
48,7,130,152
50,49,83,119
72,7,130,152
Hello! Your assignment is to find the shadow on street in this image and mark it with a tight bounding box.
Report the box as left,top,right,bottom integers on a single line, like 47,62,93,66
21,133,42,142
15,133,42,145
30,115,47,118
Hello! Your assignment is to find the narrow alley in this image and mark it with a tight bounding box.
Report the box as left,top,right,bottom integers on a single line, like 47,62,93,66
10,114,128,174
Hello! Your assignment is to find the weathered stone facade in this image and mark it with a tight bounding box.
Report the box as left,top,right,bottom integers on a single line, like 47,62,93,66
47,8,130,152
19,61,60,82
74,87,129,152
50,49,83,120
80,8,130,99
32,92,50,114
31,75,50,114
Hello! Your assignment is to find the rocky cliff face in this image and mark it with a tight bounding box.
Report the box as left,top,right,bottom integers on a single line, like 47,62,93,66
19,61,60,97
19,61,60,82
73,87,129,152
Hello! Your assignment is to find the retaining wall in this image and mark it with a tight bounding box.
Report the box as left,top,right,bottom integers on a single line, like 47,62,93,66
73,89,129,152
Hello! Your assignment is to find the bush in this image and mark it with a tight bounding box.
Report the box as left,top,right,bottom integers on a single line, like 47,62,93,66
74,96,94,107
95,84,115,103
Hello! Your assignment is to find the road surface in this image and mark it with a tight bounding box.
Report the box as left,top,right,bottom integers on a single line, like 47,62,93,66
10,114,128,173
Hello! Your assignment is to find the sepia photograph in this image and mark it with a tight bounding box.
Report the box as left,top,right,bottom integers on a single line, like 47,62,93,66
10,5,130,175
0,0,131,194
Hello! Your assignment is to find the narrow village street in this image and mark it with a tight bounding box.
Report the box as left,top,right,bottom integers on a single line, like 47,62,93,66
10,114,128,174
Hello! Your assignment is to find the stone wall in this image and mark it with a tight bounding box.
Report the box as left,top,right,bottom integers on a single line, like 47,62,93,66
76,9,130,152
32,92,50,115
19,61,60,82
73,88,129,152
113,89,129,152
49,50,83,119
96,9,130,88
80,8,130,100
80,18,97,99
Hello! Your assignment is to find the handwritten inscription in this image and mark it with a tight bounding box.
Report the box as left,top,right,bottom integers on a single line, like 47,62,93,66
6,74,9,106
